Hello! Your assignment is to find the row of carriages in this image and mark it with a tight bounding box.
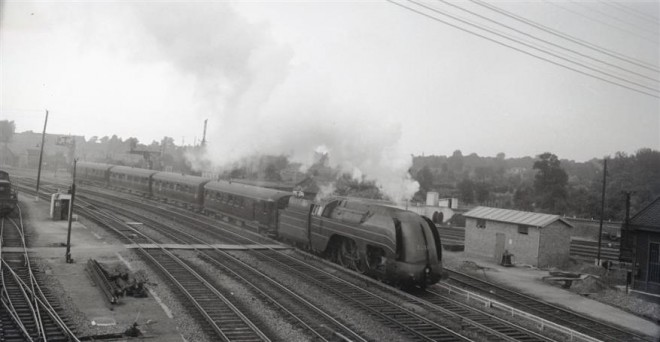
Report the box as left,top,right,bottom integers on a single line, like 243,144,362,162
77,162,291,235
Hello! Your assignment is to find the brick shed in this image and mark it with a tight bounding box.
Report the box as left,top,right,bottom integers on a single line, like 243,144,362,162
464,206,573,268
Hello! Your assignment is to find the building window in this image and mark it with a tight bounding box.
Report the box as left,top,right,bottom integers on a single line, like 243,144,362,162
476,219,486,229
649,243,660,283
518,225,529,235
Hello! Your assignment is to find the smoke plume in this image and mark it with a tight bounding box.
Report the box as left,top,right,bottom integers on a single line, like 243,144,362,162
133,3,419,201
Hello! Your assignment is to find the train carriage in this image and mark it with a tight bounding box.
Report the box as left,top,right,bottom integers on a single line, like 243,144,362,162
152,172,210,208
0,170,18,217
203,181,291,235
77,162,114,185
109,166,157,195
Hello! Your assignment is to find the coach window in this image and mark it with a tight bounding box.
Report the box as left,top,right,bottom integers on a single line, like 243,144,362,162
518,225,529,235
476,219,486,229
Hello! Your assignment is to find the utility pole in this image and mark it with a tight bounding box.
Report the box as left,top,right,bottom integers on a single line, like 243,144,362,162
596,158,608,266
623,191,632,293
35,110,49,199
65,158,77,263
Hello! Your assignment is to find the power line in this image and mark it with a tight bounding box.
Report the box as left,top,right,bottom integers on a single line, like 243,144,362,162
408,0,659,94
598,0,660,28
545,0,659,45
470,0,659,73
410,0,658,93
568,0,659,38
386,0,660,99
439,0,658,83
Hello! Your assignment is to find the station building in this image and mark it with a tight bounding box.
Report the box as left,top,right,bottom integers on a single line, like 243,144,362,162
621,197,660,300
464,206,573,268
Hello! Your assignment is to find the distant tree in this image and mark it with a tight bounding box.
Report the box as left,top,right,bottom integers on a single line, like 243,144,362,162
457,179,475,204
88,136,98,144
126,137,139,151
474,182,490,203
264,163,282,181
415,166,434,193
533,152,568,213
513,184,534,211
448,150,464,174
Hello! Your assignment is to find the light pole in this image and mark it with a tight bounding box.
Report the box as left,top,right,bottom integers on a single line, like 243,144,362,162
65,158,77,263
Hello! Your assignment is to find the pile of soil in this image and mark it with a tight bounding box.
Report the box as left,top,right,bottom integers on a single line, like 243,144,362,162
570,275,610,294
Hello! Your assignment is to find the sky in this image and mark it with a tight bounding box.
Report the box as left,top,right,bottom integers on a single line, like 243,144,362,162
1,0,659,199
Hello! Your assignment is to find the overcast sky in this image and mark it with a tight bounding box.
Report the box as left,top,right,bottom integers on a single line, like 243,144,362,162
2,1,659,189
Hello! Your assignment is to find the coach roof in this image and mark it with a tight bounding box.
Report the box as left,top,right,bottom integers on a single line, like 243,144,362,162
153,172,210,187
77,162,114,171
205,180,291,202
110,166,158,178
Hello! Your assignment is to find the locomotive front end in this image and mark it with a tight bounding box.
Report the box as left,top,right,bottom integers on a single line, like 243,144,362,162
388,212,444,288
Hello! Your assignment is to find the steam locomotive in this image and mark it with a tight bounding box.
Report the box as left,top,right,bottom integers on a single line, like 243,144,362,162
77,162,444,287
0,170,18,217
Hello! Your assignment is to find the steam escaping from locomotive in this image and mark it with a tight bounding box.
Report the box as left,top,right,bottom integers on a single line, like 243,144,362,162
131,2,419,201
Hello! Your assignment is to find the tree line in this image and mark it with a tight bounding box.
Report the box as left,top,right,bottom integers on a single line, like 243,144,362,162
411,149,660,221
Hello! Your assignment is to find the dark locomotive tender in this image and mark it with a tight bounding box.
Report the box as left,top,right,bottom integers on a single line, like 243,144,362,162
0,170,18,217
76,162,445,287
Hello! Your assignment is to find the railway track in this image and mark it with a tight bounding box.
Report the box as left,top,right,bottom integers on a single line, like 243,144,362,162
77,191,472,341
445,269,653,342
75,202,272,342
15,176,648,341
79,188,566,341
1,207,78,342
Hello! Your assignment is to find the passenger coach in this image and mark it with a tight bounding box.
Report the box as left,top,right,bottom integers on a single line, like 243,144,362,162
77,162,113,185
109,166,157,195
152,172,210,209
203,180,291,236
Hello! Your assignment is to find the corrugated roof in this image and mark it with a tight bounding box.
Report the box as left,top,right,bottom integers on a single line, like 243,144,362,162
463,206,572,228
629,197,660,231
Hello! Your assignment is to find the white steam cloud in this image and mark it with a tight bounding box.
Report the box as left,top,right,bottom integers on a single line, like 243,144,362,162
132,3,419,201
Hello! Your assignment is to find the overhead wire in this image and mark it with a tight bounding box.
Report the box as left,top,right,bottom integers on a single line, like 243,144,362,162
597,0,660,28
438,0,658,84
469,0,659,73
385,0,660,99
544,0,659,45
567,0,659,38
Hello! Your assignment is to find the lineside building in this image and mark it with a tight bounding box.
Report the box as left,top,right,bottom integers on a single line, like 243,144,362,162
464,206,573,268
620,197,660,301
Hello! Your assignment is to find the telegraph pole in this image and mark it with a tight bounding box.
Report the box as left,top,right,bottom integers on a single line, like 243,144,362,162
35,110,49,199
596,158,608,265
65,158,77,263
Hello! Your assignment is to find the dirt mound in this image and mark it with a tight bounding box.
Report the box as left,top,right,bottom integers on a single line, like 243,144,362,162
571,275,610,294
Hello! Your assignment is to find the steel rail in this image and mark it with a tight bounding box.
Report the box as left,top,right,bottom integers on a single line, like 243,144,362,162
1,197,81,342
445,269,652,342
91,197,370,342
1,218,36,342
78,192,473,341
9,209,46,341
76,203,270,342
